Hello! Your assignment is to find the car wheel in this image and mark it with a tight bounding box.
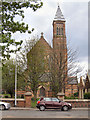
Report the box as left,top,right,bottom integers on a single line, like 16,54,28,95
62,106,68,111
0,105,5,110
39,105,45,111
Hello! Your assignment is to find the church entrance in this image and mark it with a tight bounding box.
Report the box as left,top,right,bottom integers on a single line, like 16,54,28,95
40,86,46,97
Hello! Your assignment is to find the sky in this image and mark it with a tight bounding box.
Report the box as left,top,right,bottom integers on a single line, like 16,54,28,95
12,0,89,78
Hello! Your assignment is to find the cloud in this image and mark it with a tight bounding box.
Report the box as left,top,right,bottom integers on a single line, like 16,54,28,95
63,0,89,2
12,1,88,72
63,2,88,59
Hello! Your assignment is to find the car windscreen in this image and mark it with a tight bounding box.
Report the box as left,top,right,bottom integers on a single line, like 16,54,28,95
51,98,60,102
44,98,52,101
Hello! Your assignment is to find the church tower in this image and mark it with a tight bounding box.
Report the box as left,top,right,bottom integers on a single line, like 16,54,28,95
53,5,67,92
53,5,67,55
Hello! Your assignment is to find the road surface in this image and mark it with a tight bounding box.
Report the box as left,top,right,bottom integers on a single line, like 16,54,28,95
1,109,89,119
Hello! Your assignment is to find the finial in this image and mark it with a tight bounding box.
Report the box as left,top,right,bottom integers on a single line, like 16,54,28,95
41,32,43,37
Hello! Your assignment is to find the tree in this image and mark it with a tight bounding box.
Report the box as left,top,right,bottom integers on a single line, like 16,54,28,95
2,59,26,97
48,44,82,97
16,38,38,92
17,37,46,99
1,1,43,59
2,60,15,97
27,39,46,99
48,51,67,97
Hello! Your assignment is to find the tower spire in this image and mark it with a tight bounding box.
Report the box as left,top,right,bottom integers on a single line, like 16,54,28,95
54,5,65,21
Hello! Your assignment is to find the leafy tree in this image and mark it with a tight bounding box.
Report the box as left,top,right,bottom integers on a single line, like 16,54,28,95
2,60,15,97
1,1,43,59
2,59,26,97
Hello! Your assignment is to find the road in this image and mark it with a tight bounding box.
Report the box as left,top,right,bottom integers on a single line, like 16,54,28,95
1,109,89,119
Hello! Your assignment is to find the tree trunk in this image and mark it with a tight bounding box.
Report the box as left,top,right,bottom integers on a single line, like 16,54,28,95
33,90,37,100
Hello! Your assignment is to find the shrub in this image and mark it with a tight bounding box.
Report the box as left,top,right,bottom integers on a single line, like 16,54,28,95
31,97,34,101
65,95,78,99
31,97,39,101
74,92,79,97
4,94,11,98
21,95,24,98
31,98,39,108
84,93,90,99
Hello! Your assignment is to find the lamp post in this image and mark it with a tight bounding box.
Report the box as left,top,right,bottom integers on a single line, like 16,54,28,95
15,47,17,107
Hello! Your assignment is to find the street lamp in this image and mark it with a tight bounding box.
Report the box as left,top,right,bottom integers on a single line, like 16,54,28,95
15,46,17,107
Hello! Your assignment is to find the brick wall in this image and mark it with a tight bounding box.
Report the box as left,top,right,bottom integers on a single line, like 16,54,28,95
1,92,32,108
65,84,78,97
1,98,90,108
1,98,25,107
64,99,90,108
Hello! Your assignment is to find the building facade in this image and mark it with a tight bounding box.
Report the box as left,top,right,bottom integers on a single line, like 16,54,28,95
27,5,78,97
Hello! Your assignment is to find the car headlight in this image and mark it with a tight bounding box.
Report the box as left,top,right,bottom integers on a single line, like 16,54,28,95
68,103,71,106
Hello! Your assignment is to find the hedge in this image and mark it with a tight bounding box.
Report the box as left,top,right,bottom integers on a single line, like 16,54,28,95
84,92,90,99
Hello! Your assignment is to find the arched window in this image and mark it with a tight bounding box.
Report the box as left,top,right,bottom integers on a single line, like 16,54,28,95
40,86,45,97
59,28,60,35
61,28,63,35
57,27,58,35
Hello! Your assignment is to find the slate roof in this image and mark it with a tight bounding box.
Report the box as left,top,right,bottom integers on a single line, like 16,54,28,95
83,79,86,84
39,73,51,82
68,76,78,85
80,74,90,85
54,5,65,21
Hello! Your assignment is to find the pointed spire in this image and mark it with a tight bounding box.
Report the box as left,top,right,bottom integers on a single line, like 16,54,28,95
54,5,65,21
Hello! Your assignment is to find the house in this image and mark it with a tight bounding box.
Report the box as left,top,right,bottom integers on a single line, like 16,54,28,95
65,76,78,97
79,74,90,99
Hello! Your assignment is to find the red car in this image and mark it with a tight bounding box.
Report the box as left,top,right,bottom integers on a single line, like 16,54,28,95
36,97,72,111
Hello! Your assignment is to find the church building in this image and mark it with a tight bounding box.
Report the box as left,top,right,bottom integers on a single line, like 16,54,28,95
27,5,78,97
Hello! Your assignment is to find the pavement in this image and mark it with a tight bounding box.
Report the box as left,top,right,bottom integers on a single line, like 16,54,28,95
10,107,89,111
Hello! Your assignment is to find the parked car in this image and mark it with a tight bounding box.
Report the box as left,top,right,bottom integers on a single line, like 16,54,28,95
36,97,72,111
0,102,11,110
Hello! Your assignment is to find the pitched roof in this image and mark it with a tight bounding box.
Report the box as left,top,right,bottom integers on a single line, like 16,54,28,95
39,33,52,50
79,76,85,88
27,33,52,57
54,5,65,21
85,74,90,88
39,73,51,82
80,74,90,84
68,76,78,85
